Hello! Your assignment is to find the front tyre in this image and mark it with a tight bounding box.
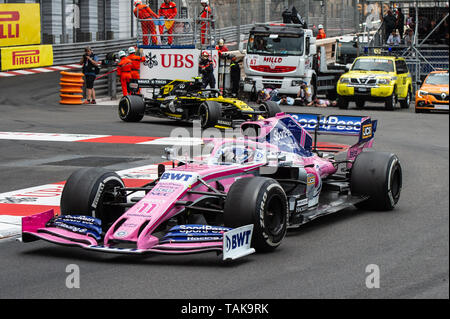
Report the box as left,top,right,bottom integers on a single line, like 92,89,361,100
224,177,288,252
259,101,282,118
198,100,221,129
60,168,126,231
385,89,397,110
350,152,402,211
400,87,411,109
338,96,349,109
118,95,145,122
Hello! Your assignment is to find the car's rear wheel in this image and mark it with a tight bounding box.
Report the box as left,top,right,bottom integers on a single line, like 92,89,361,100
60,168,126,231
198,100,221,129
350,152,402,211
224,177,288,252
259,101,282,118
118,95,145,122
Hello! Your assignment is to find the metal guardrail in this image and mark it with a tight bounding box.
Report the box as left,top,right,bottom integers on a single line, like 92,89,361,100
52,38,137,66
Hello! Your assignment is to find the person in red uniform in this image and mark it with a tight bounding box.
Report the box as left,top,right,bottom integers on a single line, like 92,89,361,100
199,0,213,45
159,0,177,45
117,51,133,96
127,46,145,94
133,0,159,45
317,24,326,39
216,39,229,57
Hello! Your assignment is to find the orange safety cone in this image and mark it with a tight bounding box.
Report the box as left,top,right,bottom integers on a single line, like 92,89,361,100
59,71,84,105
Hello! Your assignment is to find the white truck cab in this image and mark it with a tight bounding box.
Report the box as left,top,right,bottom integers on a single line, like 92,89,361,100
243,23,318,96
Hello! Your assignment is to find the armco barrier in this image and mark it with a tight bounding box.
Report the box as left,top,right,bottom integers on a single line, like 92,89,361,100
59,71,84,105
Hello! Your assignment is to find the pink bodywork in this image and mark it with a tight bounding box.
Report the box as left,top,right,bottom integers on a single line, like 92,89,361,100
21,113,373,254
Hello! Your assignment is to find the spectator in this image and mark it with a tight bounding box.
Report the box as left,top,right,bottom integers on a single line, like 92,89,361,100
276,95,295,106
384,10,397,41
256,89,271,104
308,97,337,108
317,24,326,39
403,27,414,46
295,81,312,106
80,46,100,104
387,29,401,45
159,0,177,45
198,50,215,89
395,8,405,39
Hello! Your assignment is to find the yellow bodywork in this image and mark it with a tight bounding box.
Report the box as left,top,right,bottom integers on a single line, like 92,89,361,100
337,56,412,100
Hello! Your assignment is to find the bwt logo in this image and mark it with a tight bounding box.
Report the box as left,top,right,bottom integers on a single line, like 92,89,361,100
0,11,20,39
226,230,252,252
12,50,40,66
161,172,193,182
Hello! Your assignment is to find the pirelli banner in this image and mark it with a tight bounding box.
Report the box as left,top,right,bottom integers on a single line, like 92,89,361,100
1,45,53,71
0,3,41,47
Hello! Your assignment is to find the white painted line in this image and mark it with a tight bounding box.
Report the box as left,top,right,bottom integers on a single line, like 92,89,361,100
139,137,203,146
0,73,15,77
0,223,20,239
0,132,109,142
0,215,21,225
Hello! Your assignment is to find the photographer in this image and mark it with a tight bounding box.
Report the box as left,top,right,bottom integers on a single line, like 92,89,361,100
80,46,100,104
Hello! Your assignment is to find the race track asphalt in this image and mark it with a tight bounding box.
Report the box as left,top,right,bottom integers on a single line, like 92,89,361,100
0,72,448,299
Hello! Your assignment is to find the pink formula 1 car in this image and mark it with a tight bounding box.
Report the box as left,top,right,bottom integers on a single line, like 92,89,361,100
22,113,402,260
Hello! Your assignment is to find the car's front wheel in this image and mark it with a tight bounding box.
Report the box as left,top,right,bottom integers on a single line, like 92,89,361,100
118,95,145,122
198,100,221,129
60,168,126,231
400,87,411,109
385,88,397,110
224,177,288,252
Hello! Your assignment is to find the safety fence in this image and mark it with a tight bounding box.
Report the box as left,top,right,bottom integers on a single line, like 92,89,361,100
366,45,449,93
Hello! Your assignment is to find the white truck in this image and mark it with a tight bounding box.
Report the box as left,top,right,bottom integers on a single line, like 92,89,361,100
242,23,345,100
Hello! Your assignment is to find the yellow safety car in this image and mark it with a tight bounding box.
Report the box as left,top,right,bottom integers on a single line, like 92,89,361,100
337,55,413,110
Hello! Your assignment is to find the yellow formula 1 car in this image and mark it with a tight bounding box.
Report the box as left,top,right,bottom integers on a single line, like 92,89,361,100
118,78,281,129
337,55,413,110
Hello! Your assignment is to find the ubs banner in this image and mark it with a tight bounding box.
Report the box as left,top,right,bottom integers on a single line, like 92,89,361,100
1,45,53,71
0,3,41,47
140,48,219,98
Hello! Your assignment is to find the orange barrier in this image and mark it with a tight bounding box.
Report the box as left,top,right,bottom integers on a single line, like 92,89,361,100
59,71,84,105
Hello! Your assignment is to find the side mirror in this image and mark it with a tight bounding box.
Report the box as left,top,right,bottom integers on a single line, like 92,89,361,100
309,44,317,55
345,63,352,71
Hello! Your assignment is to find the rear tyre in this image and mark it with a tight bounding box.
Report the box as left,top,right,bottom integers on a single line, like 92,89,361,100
400,87,411,109
350,152,402,211
199,100,221,129
60,168,126,231
224,177,288,252
118,95,145,122
259,101,282,118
